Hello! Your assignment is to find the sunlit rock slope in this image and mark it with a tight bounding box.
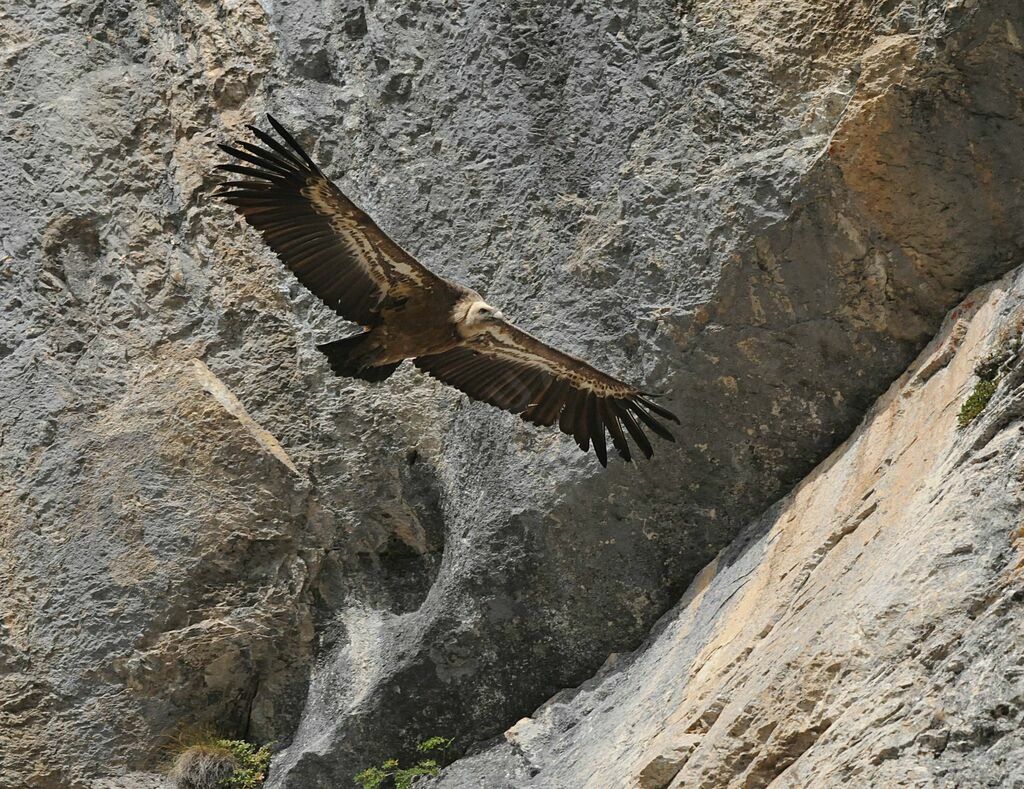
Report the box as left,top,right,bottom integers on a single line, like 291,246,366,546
432,267,1024,788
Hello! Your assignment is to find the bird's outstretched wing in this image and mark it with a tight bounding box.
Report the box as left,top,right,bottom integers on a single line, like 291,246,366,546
214,115,442,325
414,323,679,465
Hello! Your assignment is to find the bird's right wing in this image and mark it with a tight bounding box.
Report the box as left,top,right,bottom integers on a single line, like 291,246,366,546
214,115,444,326
414,321,678,465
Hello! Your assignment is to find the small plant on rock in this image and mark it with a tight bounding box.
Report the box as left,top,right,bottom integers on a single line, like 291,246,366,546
958,378,998,428
171,737,271,789
172,743,237,789
957,347,1012,429
973,345,1015,383
216,740,272,789
354,736,454,789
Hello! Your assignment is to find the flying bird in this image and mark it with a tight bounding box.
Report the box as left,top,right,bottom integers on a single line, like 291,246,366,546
213,115,679,465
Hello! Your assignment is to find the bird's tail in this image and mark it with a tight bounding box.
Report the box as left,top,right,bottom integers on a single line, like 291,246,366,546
316,333,400,383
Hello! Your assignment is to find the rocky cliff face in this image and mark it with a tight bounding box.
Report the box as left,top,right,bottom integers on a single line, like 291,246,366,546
433,267,1024,787
1,1,1023,787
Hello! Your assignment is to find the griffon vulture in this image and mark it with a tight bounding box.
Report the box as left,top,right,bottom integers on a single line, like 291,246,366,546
214,116,679,465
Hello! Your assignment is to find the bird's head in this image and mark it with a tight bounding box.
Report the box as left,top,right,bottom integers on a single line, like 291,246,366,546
465,300,506,325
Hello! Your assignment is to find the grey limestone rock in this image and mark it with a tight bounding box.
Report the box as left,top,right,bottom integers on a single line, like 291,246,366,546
1,0,1023,786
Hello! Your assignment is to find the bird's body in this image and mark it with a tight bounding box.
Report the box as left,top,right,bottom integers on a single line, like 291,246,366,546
347,291,473,366
214,116,679,464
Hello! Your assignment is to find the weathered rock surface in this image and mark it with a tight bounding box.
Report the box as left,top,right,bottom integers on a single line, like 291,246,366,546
1,0,1022,787
0,358,317,787
432,266,1024,789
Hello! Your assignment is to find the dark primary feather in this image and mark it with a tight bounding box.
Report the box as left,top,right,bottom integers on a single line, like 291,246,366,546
267,114,320,169
613,401,653,460
601,399,631,462
247,124,306,167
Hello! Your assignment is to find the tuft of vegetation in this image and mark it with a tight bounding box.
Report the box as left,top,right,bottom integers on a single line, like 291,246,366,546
958,378,997,428
216,740,272,789
354,737,454,789
170,737,271,789
974,349,1011,382
172,744,237,789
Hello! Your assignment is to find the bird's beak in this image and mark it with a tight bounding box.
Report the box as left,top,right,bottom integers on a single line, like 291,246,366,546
494,310,506,321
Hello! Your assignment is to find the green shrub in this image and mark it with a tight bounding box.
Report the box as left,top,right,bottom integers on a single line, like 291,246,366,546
957,378,997,428
354,737,453,789
215,740,272,789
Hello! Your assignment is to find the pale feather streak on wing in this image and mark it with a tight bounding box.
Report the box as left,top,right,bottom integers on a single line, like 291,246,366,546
414,324,679,465
213,115,440,325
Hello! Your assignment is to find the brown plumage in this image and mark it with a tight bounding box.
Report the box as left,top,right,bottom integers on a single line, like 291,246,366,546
214,115,679,465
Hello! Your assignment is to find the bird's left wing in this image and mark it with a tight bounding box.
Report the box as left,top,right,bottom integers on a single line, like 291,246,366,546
214,115,444,326
414,322,679,465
